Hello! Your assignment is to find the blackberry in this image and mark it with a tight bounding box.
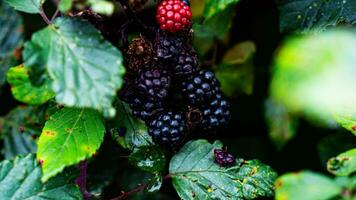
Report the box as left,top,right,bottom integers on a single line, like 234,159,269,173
201,94,230,129
214,149,235,167
148,111,187,147
136,67,171,100
173,52,199,79
182,70,220,105
131,96,164,122
119,79,164,122
155,34,185,60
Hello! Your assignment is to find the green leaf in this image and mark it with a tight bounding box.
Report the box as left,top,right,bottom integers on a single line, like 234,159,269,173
0,154,82,199
216,41,256,96
192,24,214,56
109,100,153,150
335,111,356,136
327,148,356,176
89,0,115,16
334,175,356,200
23,17,125,117
275,171,342,200
203,0,240,19
169,140,277,200
0,0,23,87
277,0,356,33
59,0,72,13
129,146,166,173
145,174,163,193
271,29,356,125
0,106,40,159
6,65,55,105
5,0,46,14
0,0,23,56
37,107,105,182
264,98,298,150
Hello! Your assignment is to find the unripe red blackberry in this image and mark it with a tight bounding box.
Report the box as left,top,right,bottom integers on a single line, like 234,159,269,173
156,0,192,32
214,149,235,167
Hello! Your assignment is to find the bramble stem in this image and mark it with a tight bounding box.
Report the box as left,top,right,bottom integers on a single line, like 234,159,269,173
39,7,52,25
111,174,172,200
75,160,90,200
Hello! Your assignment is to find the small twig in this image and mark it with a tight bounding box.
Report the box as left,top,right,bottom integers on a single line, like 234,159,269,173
51,7,60,22
111,174,172,200
75,160,90,200
39,7,52,25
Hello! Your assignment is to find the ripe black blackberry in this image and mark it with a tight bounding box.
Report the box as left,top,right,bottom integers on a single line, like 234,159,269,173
136,67,171,100
148,111,187,147
214,149,235,167
172,52,199,79
119,79,164,122
201,94,230,130
182,70,220,105
155,33,186,60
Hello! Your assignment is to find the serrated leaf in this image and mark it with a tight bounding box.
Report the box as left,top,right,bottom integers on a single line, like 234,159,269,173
203,0,240,19
23,17,125,117
6,65,55,105
5,0,45,14
264,98,298,150
145,174,162,193
0,154,82,199
169,140,277,200
275,171,342,200
0,0,23,56
109,100,153,150
277,0,356,33
0,106,40,159
271,30,356,125
216,41,255,96
327,148,356,176
129,146,166,173
37,107,105,182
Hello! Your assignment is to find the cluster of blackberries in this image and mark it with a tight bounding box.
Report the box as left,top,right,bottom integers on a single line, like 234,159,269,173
120,0,230,148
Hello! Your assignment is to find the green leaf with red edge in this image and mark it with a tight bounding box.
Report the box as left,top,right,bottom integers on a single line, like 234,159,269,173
335,111,356,136
6,65,55,105
327,148,356,176
169,140,277,200
37,107,105,182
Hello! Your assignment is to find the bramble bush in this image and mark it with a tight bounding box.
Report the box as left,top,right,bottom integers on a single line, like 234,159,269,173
0,0,355,199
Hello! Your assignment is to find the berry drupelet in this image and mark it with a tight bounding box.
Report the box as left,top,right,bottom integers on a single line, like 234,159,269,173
156,0,192,32
155,34,186,60
182,70,220,105
148,111,187,147
214,149,235,167
172,51,199,79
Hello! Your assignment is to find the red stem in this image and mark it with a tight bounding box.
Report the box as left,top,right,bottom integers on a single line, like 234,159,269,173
39,7,52,25
111,174,172,200
75,160,90,200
